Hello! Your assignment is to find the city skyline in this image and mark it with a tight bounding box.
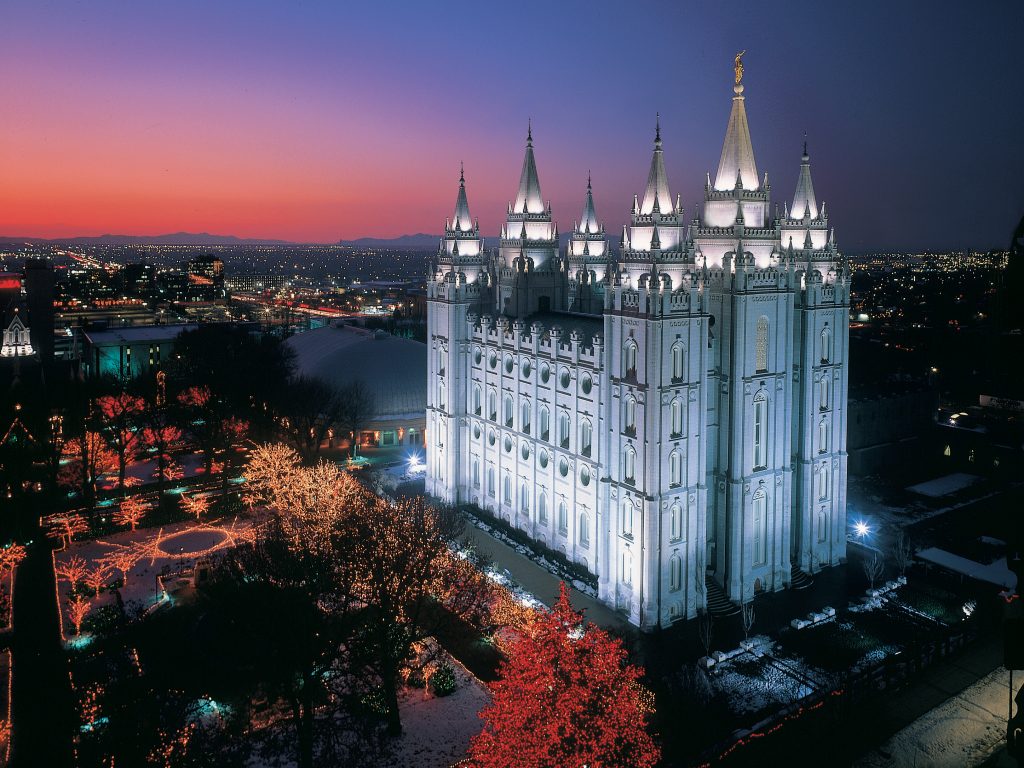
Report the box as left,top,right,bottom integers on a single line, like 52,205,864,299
2,0,1021,251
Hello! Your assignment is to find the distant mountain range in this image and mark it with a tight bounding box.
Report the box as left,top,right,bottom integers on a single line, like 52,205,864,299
0,232,293,246
340,233,625,249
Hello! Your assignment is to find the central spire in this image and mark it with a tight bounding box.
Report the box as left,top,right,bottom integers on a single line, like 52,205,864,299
713,71,759,192
640,113,672,216
453,162,474,231
579,172,600,234
791,140,818,220
513,122,544,214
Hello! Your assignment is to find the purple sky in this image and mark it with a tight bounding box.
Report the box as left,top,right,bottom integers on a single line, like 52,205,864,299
1,0,1021,250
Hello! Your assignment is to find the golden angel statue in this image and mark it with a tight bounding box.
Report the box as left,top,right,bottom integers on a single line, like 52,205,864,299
735,50,746,85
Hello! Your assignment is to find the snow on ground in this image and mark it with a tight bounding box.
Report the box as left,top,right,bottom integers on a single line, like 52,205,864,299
906,473,981,498
377,653,490,768
855,666,1013,768
54,517,254,641
711,649,822,718
915,548,1017,590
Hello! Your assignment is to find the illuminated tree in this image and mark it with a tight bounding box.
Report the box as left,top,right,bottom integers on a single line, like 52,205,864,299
140,421,182,499
96,392,146,494
115,495,148,531
84,565,110,597
58,430,117,504
467,583,660,768
55,554,89,588
68,593,92,635
99,545,140,588
181,494,210,521
46,512,89,548
0,544,26,574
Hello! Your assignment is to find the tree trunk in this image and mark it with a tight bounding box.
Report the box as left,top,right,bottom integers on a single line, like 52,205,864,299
382,662,402,736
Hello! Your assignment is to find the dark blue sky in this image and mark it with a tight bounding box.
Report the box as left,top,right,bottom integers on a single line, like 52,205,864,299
2,0,1021,249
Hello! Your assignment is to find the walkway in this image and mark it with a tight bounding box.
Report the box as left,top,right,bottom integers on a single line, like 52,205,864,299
9,540,75,767
458,521,630,633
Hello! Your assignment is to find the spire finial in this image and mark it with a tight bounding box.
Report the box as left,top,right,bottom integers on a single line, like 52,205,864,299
460,161,465,184
527,118,532,146
802,132,808,159
587,170,592,190
655,112,661,146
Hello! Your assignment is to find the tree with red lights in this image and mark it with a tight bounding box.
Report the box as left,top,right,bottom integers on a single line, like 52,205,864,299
115,495,148,531
55,554,89,588
181,494,210,521
99,546,140,588
46,512,89,548
140,419,182,500
96,392,146,494
466,583,660,768
58,430,117,505
178,385,249,498
67,593,92,635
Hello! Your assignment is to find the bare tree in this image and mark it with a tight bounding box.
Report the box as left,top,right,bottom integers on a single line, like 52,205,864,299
335,380,375,459
741,601,756,642
862,552,884,591
892,530,913,577
697,610,714,659
278,376,346,463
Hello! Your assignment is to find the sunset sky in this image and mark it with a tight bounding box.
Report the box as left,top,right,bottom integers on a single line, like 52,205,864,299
1,0,1021,250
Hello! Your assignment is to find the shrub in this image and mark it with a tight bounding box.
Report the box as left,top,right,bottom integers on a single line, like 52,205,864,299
431,662,457,697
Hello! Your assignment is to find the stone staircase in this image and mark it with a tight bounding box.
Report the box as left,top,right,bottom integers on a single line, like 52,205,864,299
790,560,814,590
705,579,741,617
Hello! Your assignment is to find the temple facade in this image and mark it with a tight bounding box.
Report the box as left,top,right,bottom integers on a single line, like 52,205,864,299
426,68,850,629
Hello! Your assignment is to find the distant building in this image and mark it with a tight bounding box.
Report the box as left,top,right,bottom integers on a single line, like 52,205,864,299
1,309,35,358
187,256,226,301
82,324,197,379
121,263,156,298
847,385,938,475
225,274,287,294
23,259,55,365
286,324,426,451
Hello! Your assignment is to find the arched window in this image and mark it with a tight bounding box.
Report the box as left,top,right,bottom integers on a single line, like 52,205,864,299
503,474,511,506
752,489,768,565
488,389,497,421
818,462,830,500
670,502,682,541
820,326,833,364
538,492,548,525
558,500,568,534
472,458,480,488
671,342,685,381
753,390,767,470
671,398,683,436
438,382,446,410
472,384,481,416
623,340,638,379
580,418,593,457
624,396,637,435
623,446,636,484
817,506,827,543
669,450,682,487
539,406,550,441
558,411,570,449
487,467,495,497
520,481,530,511
504,394,514,427
621,550,633,586
520,400,531,434
579,512,589,547
621,499,634,536
818,418,829,453
819,377,829,411
437,346,446,376
755,316,769,373
669,553,682,591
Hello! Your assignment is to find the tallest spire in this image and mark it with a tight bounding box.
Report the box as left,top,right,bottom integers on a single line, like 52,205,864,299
639,113,672,215
513,121,544,214
713,55,759,192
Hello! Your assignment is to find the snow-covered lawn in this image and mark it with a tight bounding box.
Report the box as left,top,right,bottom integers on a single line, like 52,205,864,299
710,643,829,719
905,473,980,498
54,517,255,643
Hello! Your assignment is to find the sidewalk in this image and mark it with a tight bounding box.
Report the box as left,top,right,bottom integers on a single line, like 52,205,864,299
458,522,630,633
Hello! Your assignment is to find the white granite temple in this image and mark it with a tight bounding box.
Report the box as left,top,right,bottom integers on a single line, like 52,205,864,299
426,63,850,629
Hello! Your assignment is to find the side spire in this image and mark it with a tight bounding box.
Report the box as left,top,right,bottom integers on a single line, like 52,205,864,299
640,113,672,215
578,172,600,234
713,57,759,192
791,139,818,220
513,122,544,214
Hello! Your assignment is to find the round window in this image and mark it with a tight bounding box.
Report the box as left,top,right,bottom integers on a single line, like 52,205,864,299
539,449,549,468
504,435,513,453
473,347,482,365
581,373,592,394
521,443,530,460
559,368,571,389
488,350,498,369
473,424,481,439
559,458,570,477
488,429,496,446
504,354,514,374
540,363,550,383
521,359,532,378
580,466,591,486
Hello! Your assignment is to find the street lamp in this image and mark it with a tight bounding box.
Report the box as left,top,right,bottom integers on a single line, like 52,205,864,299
853,520,871,539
